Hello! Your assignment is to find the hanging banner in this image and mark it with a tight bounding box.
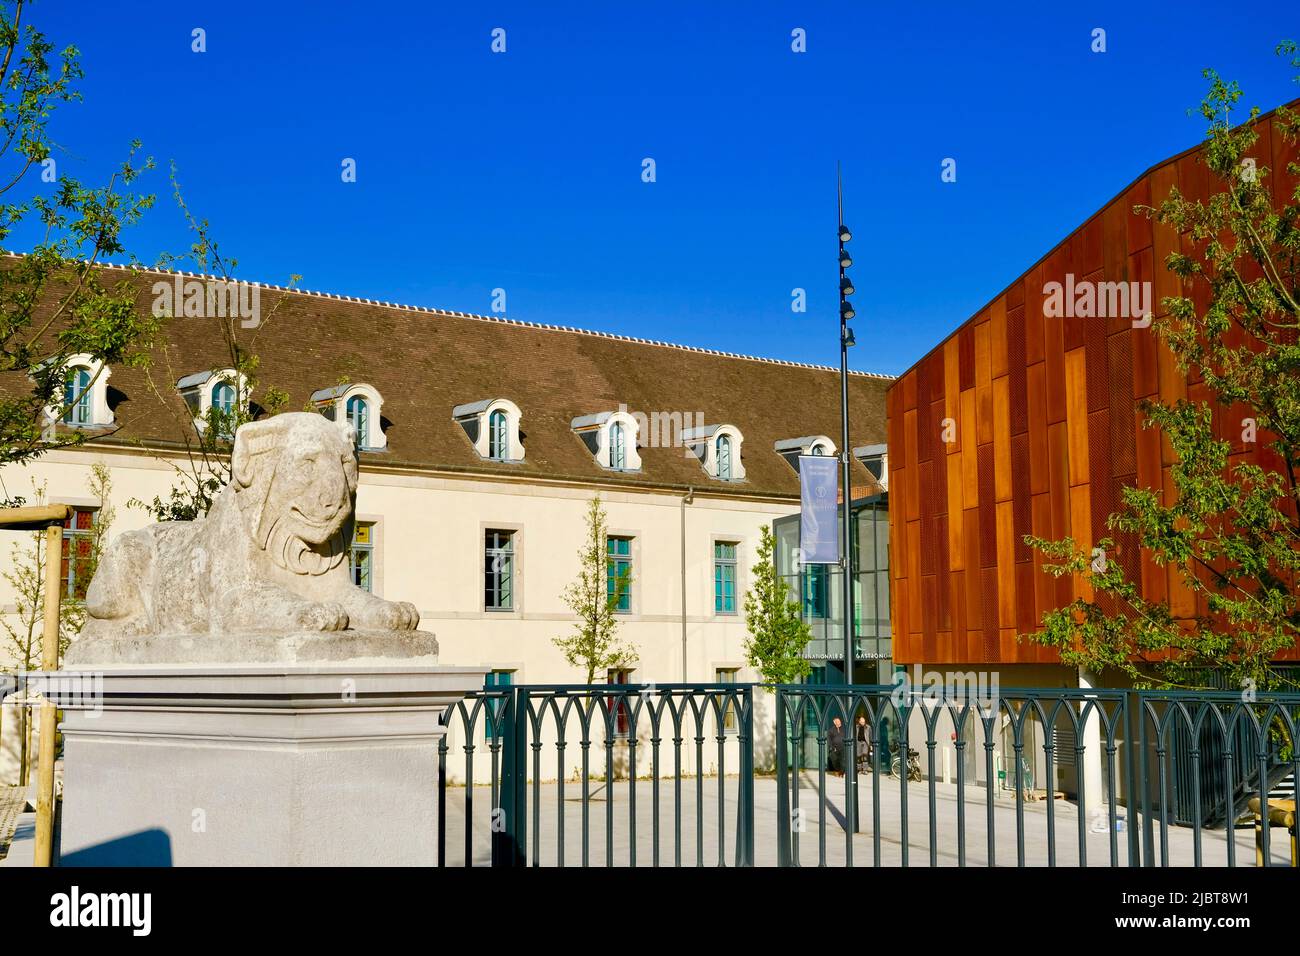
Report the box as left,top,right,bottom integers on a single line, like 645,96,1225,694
798,455,839,564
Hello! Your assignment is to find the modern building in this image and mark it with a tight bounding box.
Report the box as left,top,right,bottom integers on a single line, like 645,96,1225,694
0,264,892,702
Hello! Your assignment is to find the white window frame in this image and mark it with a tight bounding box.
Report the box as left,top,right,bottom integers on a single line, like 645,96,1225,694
312,383,387,451
683,423,745,481
37,353,113,428
454,398,525,463
853,443,889,491
570,409,642,472
178,367,249,434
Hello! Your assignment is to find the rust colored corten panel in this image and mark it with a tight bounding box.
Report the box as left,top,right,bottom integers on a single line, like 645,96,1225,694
975,319,993,446
1069,483,1095,603
1064,275,1091,353
1008,308,1028,436
1011,433,1032,563
1128,245,1155,324
951,569,968,643
901,369,918,412
1125,177,1154,253
1273,113,1300,212
960,388,979,507
1031,491,1055,620
977,443,997,568
904,407,921,518
944,335,960,445
1044,303,1067,425
994,376,1013,503
892,577,911,662
1088,408,1113,545
958,324,975,392
990,296,1009,379
1024,265,1046,366
1080,215,1104,276
919,463,937,576
936,514,951,632
946,451,965,570
1156,339,1188,465
996,499,1016,627
1150,163,1182,309
981,568,999,661
921,574,937,644
1000,627,1018,664
1028,362,1049,496
1016,561,1037,636
907,518,923,634
963,507,984,634
1064,348,1091,487
1107,332,1138,476
1047,422,1070,542
1102,198,1130,288
1085,316,1110,412
932,399,949,513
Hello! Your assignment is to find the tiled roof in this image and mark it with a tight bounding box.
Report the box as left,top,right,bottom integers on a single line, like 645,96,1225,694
9,262,893,499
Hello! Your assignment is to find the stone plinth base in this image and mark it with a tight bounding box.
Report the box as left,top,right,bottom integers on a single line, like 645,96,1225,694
38,665,485,866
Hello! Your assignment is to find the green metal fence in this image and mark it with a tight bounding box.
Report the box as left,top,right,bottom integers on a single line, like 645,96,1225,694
438,682,1300,867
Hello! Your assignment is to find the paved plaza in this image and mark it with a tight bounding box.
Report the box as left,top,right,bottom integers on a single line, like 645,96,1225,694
441,772,1293,867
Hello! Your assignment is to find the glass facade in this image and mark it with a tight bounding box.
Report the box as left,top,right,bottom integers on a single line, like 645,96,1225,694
773,494,890,684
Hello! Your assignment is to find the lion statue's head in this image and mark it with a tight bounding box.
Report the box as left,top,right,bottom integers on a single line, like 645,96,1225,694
231,412,360,575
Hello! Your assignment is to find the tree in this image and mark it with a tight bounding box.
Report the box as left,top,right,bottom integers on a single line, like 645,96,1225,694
553,494,638,684
2,463,112,784
0,1,161,468
743,524,812,684
1026,44,1300,691
129,166,296,521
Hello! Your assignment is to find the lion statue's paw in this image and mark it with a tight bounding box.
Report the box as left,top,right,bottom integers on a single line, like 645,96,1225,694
292,602,351,632
351,600,420,631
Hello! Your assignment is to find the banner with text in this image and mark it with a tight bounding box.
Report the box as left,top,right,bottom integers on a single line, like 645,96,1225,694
798,455,839,564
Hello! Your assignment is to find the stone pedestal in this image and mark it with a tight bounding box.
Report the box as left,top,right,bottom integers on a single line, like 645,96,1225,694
37,665,486,866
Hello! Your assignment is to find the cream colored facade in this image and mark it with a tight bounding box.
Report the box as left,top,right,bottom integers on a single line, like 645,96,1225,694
0,444,798,684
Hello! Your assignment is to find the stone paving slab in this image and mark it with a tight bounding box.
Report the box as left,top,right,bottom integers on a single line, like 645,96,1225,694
0,786,28,862
440,773,1295,867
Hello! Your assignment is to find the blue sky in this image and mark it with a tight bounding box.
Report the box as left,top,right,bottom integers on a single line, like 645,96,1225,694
20,1,1300,375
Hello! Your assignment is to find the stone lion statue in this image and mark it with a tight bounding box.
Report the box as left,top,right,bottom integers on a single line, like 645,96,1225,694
75,413,419,654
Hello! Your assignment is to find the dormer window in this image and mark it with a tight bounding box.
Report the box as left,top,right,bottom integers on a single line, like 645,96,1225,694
774,435,837,471
347,395,371,449
854,443,889,490
212,380,236,416
178,368,248,435
65,367,92,425
683,424,745,481
570,409,642,472
454,398,525,463
34,354,113,429
610,422,627,470
716,435,734,480
312,383,387,451
488,409,508,460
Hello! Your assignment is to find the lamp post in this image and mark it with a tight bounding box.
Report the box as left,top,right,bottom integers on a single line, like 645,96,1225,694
837,167,855,685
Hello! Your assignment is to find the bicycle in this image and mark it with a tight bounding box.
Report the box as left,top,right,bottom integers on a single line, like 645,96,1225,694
889,745,923,782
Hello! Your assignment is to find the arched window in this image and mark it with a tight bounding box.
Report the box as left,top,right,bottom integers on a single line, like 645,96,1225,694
609,421,626,470
488,409,508,461
212,381,235,415
716,434,733,481
64,367,92,425
347,394,370,449
809,442,829,456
